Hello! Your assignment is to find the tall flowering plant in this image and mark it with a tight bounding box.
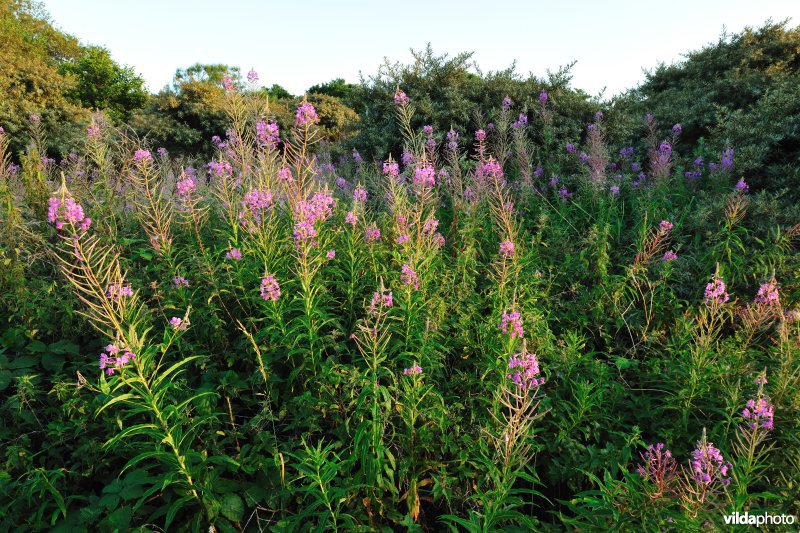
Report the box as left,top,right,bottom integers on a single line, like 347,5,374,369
46,187,220,526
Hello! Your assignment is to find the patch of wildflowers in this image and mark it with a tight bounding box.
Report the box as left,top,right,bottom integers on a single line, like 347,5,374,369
99,344,136,375
690,439,732,487
365,224,381,243
260,275,280,301
704,276,729,305
507,351,543,389
403,363,423,376
133,149,152,164
369,290,393,315
735,178,749,193
742,397,774,431
499,310,524,339
48,197,92,232
353,185,367,203
755,280,779,306
169,317,189,331
394,90,409,106
401,264,420,289
106,282,133,301
295,101,319,127
383,160,399,178
413,165,436,188
499,240,515,258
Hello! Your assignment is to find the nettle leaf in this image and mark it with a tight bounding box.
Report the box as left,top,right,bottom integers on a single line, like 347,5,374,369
219,492,244,522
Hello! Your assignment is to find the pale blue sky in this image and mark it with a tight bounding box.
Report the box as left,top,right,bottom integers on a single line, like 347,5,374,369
41,0,798,98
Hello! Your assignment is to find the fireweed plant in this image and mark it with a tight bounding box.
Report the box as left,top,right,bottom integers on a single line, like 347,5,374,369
0,80,798,531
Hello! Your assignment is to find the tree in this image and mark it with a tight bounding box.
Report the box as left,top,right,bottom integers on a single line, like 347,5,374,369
173,63,241,90
60,46,147,123
0,0,88,156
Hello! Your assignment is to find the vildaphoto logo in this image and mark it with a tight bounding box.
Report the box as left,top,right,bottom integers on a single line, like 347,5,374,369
723,511,796,526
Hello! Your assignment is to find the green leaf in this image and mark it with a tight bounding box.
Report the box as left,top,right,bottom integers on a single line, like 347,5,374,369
220,492,244,522
42,352,66,373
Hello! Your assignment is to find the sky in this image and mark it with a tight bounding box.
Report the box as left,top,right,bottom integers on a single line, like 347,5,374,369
40,0,799,98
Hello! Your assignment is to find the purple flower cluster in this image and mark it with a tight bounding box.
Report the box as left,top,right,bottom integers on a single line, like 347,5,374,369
133,149,153,164
721,148,734,170
557,186,571,201
690,440,732,486
226,247,242,261
538,91,548,104
742,397,774,431
260,274,280,301
296,193,336,226
403,363,423,376
172,276,189,289
106,282,133,301
247,69,259,83
565,143,576,153
401,264,420,289
499,310,524,339
637,443,674,478
636,443,677,497
393,90,409,106
345,211,358,226
422,217,439,235
512,113,528,129
619,146,634,158
48,197,92,232
735,178,749,193
501,96,512,110
241,189,273,224
663,250,678,263
176,175,197,200
369,290,393,315
295,101,319,128
499,240,515,258
365,224,381,244
326,249,336,260
507,351,544,389
207,160,233,178
480,158,504,184
755,281,779,305
704,276,730,305
353,185,367,203
99,344,136,375
293,221,317,246
684,156,704,180
413,165,436,188
447,129,460,151
169,316,188,331
256,121,280,150
659,220,673,233
672,123,682,136
383,160,399,178
222,76,234,92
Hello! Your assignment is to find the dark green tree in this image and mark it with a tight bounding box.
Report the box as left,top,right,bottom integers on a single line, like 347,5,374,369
60,46,147,123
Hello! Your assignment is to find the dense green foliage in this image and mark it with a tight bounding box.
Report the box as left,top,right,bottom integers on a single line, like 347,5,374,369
1,3,799,531
620,20,800,199
0,76,798,530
